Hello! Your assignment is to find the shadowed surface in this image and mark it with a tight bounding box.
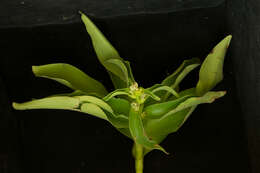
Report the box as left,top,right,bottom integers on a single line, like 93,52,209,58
0,0,224,27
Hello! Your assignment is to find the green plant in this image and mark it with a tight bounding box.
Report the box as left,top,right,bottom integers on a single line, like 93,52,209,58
12,12,232,173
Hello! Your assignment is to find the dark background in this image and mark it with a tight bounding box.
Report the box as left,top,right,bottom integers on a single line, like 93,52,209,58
0,0,258,172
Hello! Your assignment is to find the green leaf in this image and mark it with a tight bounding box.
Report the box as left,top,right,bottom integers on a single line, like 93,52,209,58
32,63,108,97
103,88,130,101
76,95,113,113
106,97,131,116
47,90,87,98
143,95,191,119
80,12,129,88
102,109,129,128
144,107,193,144
145,91,226,144
162,58,200,100
167,87,196,101
124,61,135,84
80,102,108,120
104,58,129,83
12,96,80,111
152,85,179,98
143,89,161,102
162,58,200,88
109,72,127,89
129,105,168,154
163,91,226,118
144,84,165,106
196,35,232,96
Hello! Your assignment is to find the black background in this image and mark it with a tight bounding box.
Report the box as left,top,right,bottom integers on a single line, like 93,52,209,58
0,0,258,172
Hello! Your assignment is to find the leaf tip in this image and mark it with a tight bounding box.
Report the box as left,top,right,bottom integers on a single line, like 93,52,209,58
31,65,38,76
220,90,227,97
155,144,169,155
78,10,83,15
12,102,20,110
225,35,232,48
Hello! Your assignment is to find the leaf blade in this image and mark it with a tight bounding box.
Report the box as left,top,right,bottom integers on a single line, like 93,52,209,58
12,96,79,111
129,105,168,154
80,12,129,88
80,102,108,120
162,58,200,87
196,35,232,95
32,63,108,97
76,95,113,113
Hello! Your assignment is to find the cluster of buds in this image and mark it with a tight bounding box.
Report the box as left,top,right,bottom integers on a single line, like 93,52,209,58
129,82,146,105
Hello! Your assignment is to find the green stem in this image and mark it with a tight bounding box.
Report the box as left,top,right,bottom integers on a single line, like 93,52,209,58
135,142,144,173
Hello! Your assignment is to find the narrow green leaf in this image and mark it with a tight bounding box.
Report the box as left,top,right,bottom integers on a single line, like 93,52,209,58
109,72,127,89
162,58,200,87
103,88,130,101
80,102,108,120
145,108,192,144
32,63,108,97
143,95,191,119
162,58,200,100
76,95,113,113
102,109,129,128
80,12,129,89
129,105,168,154
143,90,161,102
196,35,232,96
80,12,121,61
144,84,165,106
167,87,196,101
12,96,79,111
106,97,131,116
104,58,129,83
47,90,87,98
145,91,226,144
163,91,226,118
124,61,135,84
152,85,179,98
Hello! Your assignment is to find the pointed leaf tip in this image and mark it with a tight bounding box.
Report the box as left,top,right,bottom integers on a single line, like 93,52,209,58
31,63,108,97
196,35,232,96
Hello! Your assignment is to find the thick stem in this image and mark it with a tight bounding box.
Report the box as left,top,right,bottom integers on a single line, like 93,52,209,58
135,143,144,173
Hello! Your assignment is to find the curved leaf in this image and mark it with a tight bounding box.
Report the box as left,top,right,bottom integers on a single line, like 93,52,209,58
46,90,90,98
76,95,113,113
144,84,165,106
163,91,226,118
196,35,232,96
162,58,200,87
162,58,200,100
102,109,129,128
143,95,191,119
129,105,168,154
106,97,131,116
104,58,129,83
167,87,196,101
145,91,226,144
80,102,108,120
144,107,193,144
32,63,108,97
12,96,79,111
152,85,179,98
143,89,161,102
80,12,129,88
103,88,130,101
124,61,135,84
